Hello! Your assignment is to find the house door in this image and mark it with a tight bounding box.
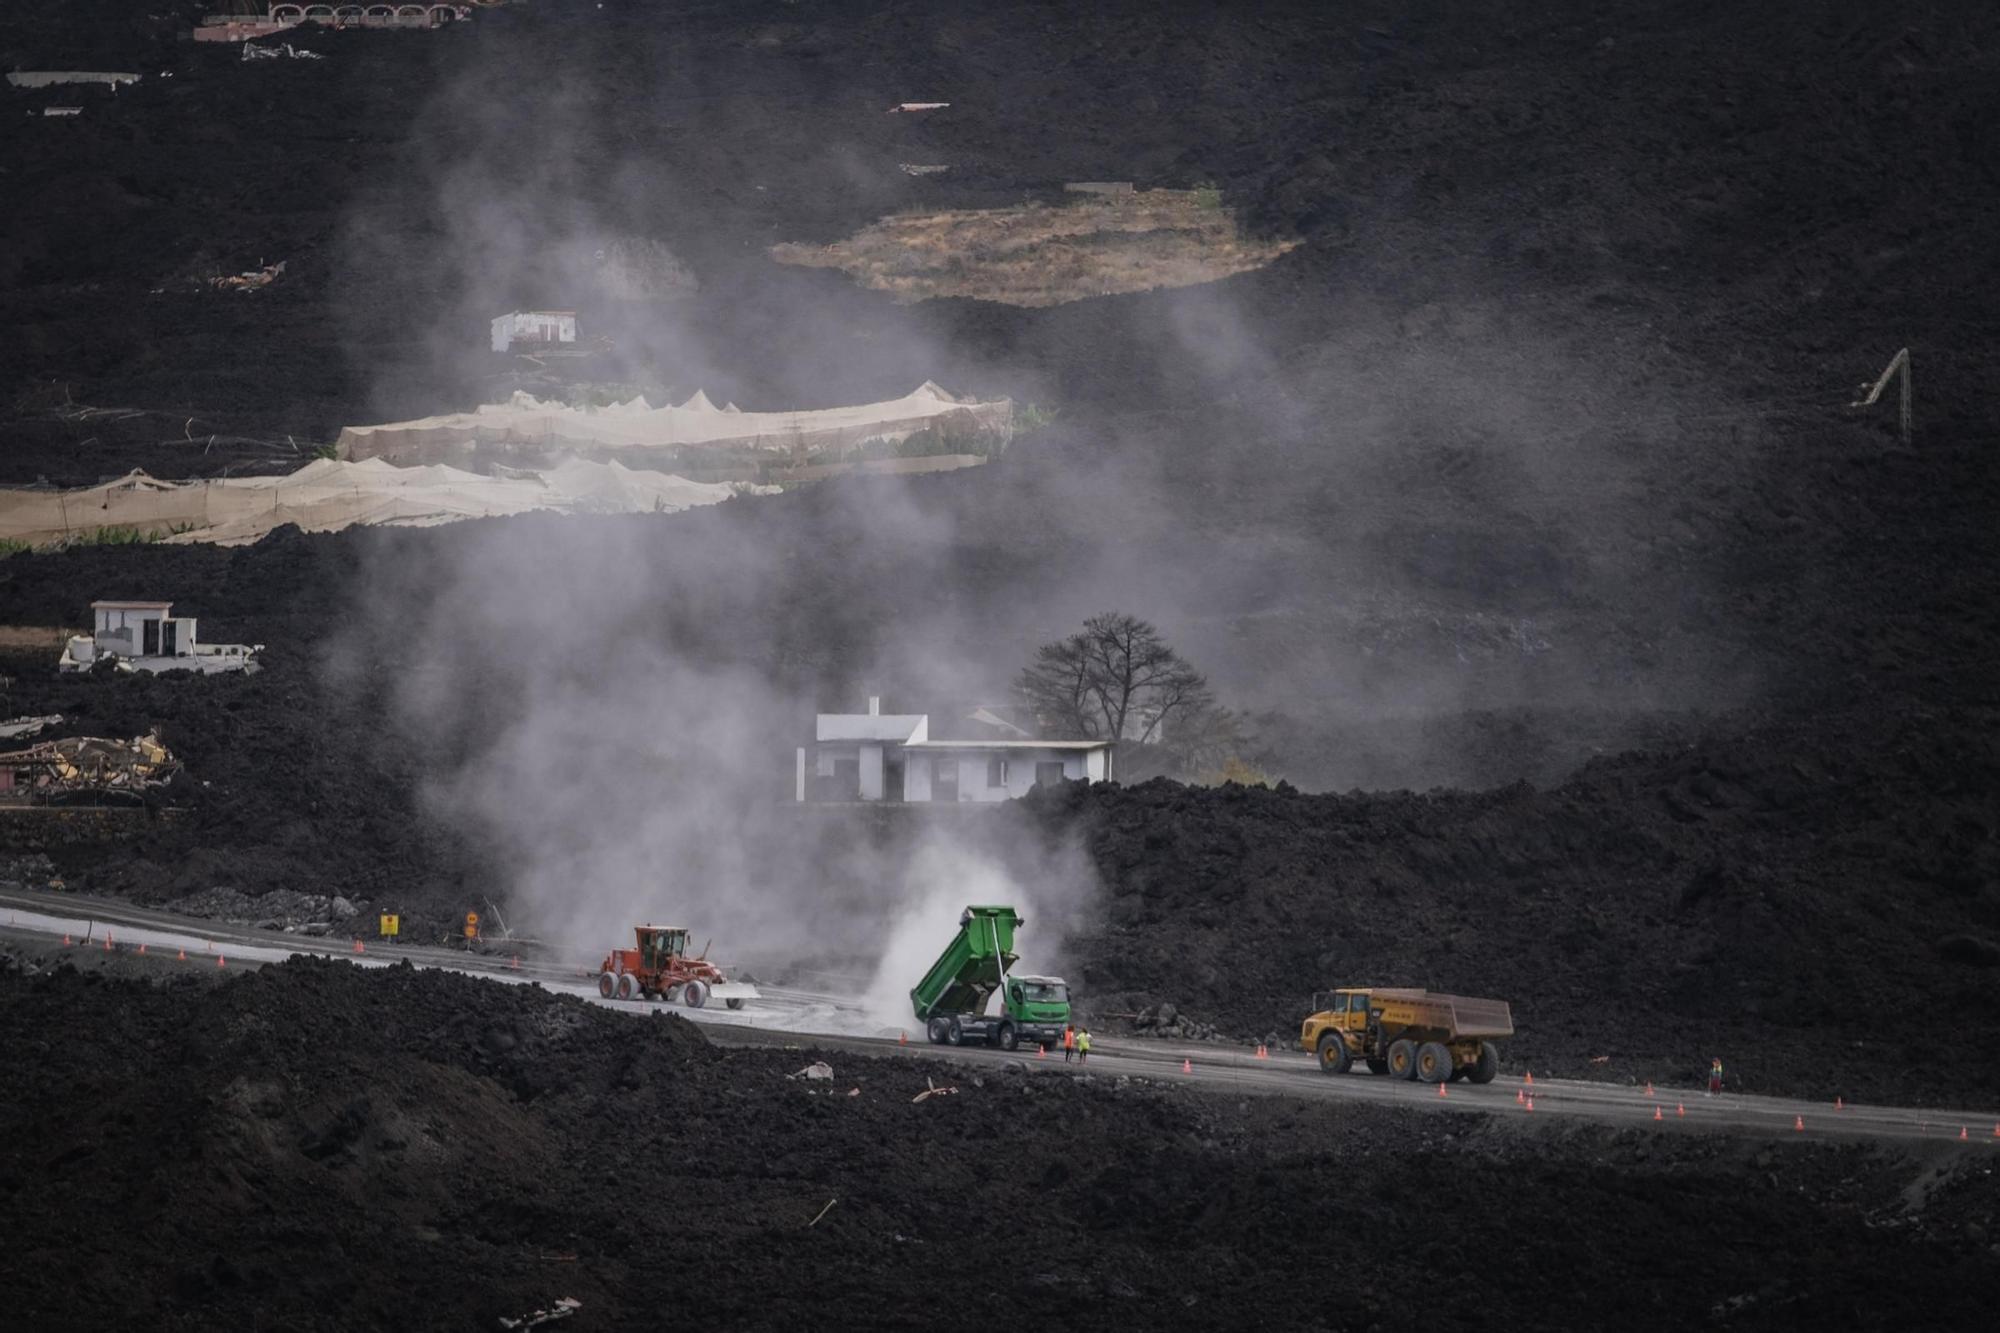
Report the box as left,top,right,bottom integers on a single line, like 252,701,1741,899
160,621,179,655
141,619,160,655
833,757,859,798
885,755,905,802
934,759,958,802
1034,760,1066,788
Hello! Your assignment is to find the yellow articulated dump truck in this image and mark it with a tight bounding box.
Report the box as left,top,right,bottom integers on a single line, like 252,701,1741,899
1300,988,1513,1085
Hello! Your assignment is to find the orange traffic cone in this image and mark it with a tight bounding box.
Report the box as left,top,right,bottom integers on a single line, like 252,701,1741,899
353,938,365,954
1516,1088,1525,1105
1794,1115,1804,1132
1525,1096,1535,1113
217,954,226,969
176,949,186,961
137,944,146,956
1437,1082,1448,1098
1182,1058,1192,1074
1677,1102,1685,1117
1960,1126,1969,1142
104,937,113,952
1037,1045,1046,1059
1653,1105,1663,1122
511,955,522,970
1645,1082,1654,1097
1836,1097,1844,1111
62,934,71,946
1255,1045,1268,1059
1991,1123,1999,1139
1525,1071,1534,1087
898,1030,906,1046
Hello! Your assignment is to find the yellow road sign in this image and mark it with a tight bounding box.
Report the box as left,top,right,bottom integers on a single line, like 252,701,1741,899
379,913,400,938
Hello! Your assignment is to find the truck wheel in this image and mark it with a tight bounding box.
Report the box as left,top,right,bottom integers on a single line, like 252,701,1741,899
596,971,616,999
1469,1041,1500,1084
946,1018,964,1046
1365,1057,1389,1076
926,1016,952,1044
1387,1039,1418,1080
1316,1033,1352,1074
682,980,708,1009
1416,1041,1452,1084
726,997,745,1011
999,1023,1019,1052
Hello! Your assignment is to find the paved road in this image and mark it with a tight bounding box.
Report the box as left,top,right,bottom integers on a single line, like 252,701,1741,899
5,886,1996,1148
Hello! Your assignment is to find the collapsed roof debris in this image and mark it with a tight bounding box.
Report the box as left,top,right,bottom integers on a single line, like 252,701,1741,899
242,43,325,61
0,732,180,807
335,383,1013,470
0,458,768,549
497,1296,581,1331
0,716,63,742
209,260,287,292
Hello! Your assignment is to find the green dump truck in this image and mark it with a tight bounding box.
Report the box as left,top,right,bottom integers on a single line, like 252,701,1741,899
911,904,1071,1051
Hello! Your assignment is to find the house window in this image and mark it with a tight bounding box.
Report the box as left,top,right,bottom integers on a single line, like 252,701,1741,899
1034,760,1065,787
986,756,1008,788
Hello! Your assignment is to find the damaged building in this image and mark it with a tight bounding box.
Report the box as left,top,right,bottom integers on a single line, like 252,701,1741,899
0,732,179,807
59,601,261,675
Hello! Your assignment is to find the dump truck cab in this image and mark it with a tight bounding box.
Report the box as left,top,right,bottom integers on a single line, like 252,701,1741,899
1300,987,1511,1085
911,905,1072,1051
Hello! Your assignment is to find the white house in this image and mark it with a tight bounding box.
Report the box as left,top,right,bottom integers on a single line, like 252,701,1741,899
799,697,1113,803
490,310,578,353
59,601,261,675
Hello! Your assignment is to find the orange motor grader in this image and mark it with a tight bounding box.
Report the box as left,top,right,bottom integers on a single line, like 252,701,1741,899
595,925,758,1010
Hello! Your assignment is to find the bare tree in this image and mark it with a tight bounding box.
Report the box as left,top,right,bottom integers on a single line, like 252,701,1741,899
1015,613,1213,745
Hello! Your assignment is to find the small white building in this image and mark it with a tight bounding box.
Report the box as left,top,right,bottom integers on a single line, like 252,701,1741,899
799,697,1113,803
59,601,261,675
490,310,578,352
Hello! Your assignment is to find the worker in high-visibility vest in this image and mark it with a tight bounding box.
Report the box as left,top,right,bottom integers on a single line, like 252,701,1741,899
1076,1028,1091,1065
1062,1023,1076,1064
1707,1057,1724,1097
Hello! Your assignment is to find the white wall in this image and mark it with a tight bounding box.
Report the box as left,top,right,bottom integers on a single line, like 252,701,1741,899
859,743,884,801
926,749,1103,802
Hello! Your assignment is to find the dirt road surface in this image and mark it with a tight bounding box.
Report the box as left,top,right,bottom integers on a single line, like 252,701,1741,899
8,884,1991,1150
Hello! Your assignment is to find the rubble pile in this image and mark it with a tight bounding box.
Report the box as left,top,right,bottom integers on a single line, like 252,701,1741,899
163,885,363,935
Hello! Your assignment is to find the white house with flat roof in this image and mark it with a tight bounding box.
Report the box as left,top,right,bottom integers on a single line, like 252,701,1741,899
800,697,1113,803
58,601,261,675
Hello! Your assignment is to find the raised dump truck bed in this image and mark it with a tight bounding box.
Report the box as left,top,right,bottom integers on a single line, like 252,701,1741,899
910,905,1071,1051
1300,987,1514,1084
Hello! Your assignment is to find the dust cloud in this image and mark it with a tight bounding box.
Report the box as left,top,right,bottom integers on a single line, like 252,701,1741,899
323,2,1758,979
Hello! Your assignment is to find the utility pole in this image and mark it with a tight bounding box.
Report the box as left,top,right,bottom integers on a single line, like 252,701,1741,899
1851,347,1911,445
